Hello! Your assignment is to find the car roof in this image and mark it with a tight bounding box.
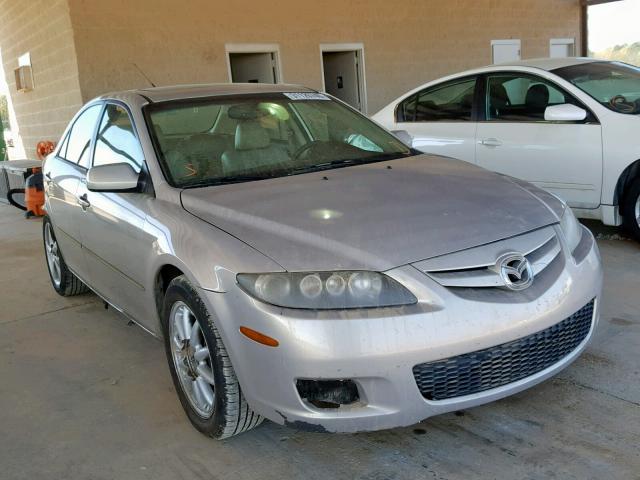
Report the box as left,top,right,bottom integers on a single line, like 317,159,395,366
98,83,315,103
490,57,602,71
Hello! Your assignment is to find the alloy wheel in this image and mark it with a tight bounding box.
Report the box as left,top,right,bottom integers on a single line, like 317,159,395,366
44,222,62,288
168,301,216,418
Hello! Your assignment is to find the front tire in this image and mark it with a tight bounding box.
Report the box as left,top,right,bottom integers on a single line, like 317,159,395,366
161,275,263,439
42,216,89,296
621,180,640,241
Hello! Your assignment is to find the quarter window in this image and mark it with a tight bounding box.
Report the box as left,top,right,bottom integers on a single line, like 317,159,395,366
60,104,102,168
93,104,144,173
486,74,586,122
397,78,476,122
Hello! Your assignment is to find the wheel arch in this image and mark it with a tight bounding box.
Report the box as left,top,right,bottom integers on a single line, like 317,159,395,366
614,159,640,206
154,263,186,318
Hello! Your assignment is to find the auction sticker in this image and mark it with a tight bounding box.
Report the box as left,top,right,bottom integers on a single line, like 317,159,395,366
283,92,330,100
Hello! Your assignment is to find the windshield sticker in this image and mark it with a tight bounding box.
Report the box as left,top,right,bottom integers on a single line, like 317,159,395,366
283,92,330,101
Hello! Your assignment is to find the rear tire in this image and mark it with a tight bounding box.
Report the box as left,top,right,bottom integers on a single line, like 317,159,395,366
161,275,263,439
42,216,89,296
621,180,640,241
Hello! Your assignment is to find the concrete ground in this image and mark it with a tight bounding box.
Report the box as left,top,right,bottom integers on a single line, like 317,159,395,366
0,203,638,480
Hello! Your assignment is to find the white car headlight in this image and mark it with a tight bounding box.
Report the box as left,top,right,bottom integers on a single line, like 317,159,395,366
559,206,583,253
237,271,417,309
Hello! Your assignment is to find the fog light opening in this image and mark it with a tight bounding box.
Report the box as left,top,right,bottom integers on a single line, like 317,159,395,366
296,379,360,409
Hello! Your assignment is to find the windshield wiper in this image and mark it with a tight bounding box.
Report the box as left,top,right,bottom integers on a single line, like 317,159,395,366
182,174,275,188
182,151,417,187
286,159,360,175
286,152,415,176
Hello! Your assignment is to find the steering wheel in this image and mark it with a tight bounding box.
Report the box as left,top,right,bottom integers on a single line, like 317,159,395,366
292,141,324,161
609,95,637,114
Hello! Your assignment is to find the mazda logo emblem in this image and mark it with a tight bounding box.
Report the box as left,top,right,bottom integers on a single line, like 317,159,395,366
497,253,534,291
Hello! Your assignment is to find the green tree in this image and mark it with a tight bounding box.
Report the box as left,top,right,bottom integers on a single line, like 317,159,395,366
0,95,8,129
592,43,640,66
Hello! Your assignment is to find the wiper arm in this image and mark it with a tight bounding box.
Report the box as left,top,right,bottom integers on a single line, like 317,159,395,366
182,174,274,188
287,152,415,176
286,159,358,176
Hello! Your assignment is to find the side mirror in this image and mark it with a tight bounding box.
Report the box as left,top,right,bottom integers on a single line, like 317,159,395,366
391,129,413,146
544,104,587,122
86,163,140,192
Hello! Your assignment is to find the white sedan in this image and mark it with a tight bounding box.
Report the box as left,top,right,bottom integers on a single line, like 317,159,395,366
372,58,640,240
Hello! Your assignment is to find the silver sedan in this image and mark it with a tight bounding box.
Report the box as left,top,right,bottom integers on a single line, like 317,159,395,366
42,84,602,438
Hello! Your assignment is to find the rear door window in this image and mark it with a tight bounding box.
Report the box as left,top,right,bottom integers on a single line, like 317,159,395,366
397,77,476,122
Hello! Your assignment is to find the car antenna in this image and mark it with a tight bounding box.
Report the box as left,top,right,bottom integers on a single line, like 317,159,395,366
132,63,156,88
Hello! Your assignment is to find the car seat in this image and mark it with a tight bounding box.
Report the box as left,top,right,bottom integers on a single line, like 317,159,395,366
177,133,227,178
525,84,550,117
489,83,510,118
221,119,289,175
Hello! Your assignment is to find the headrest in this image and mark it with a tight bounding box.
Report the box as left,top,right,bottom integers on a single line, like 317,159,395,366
235,120,270,150
490,83,509,109
525,84,550,109
227,104,266,120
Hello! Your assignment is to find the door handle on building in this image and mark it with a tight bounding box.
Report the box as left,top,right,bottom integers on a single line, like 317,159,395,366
480,138,502,147
77,193,91,210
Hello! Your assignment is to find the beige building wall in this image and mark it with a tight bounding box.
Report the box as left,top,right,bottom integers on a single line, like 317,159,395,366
0,0,83,159
0,0,581,158
69,0,581,112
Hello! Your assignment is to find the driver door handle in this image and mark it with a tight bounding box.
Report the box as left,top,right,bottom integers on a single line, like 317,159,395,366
480,138,503,147
77,193,91,210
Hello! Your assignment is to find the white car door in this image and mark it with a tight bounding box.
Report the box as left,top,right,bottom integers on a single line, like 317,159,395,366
475,72,602,208
392,76,479,164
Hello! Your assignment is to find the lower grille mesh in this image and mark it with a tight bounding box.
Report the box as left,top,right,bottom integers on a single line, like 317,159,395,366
413,300,595,401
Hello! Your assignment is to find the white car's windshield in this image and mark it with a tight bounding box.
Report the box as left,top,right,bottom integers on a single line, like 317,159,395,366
145,93,413,188
553,61,640,115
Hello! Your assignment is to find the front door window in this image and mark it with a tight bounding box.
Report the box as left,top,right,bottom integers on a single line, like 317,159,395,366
485,74,588,122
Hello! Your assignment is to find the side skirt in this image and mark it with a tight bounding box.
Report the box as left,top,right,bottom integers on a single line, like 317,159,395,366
68,266,161,341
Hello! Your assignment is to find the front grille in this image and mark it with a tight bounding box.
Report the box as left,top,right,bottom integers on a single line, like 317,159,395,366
413,300,595,401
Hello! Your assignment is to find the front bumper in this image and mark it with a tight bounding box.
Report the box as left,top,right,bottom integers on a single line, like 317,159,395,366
200,226,602,433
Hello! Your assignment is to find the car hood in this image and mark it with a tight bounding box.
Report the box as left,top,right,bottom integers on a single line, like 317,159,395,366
181,154,561,272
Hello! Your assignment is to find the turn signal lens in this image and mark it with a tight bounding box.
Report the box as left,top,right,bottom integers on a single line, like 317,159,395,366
239,326,279,347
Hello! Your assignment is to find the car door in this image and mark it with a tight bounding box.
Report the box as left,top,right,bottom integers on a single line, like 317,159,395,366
475,72,603,208
394,76,479,164
78,102,156,328
44,103,103,281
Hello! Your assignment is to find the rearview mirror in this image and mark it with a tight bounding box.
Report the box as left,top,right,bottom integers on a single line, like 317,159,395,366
86,163,140,192
391,129,413,146
544,104,587,122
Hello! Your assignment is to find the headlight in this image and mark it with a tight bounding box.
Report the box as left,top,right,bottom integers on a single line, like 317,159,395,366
559,206,582,253
237,271,417,310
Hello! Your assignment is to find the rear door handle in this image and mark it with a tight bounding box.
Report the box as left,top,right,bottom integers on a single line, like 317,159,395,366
77,193,91,210
480,138,503,147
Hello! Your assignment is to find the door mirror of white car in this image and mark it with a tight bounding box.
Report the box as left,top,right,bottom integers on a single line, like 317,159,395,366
544,104,587,122
86,163,140,192
391,130,413,146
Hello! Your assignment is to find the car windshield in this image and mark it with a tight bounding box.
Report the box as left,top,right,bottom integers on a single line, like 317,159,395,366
553,61,640,115
145,92,413,188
